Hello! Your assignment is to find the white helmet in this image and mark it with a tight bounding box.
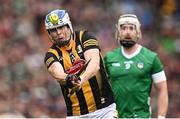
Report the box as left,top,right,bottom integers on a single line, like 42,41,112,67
45,9,73,33
116,14,142,40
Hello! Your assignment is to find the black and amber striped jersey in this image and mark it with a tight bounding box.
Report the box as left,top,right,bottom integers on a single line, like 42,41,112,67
44,30,114,116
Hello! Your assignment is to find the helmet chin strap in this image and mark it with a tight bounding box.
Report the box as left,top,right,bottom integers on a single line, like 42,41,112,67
55,34,72,47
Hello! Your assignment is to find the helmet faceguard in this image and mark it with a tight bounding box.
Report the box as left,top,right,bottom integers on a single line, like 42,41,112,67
45,9,73,47
115,14,141,41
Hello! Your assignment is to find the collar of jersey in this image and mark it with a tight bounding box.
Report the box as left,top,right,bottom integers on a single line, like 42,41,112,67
121,45,142,59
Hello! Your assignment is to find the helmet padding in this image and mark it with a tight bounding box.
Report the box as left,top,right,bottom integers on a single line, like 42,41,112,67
115,14,141,40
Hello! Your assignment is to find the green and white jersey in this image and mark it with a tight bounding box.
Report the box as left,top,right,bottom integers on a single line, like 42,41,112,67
104,45,166,118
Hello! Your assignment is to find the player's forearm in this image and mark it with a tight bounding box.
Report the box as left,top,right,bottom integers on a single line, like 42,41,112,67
48,62,67,83
49,69,67,81
157,84,168,117
80,49,100,85
157,92,168,117
80,58,100,85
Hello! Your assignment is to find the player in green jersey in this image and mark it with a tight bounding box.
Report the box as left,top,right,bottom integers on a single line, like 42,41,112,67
104,14,168,118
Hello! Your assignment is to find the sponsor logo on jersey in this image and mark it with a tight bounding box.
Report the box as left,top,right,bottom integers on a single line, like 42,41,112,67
112,63,120,67
101,97,105,104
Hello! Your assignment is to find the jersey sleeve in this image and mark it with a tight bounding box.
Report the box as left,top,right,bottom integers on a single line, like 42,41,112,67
151,55,164,74
81,31,99,52
151,55,167,83
44,52,59,69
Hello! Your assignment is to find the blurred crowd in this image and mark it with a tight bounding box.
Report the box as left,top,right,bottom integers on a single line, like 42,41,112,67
0,0,179,118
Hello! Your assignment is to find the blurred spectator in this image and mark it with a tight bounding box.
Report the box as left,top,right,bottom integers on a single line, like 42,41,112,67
0,0,179,118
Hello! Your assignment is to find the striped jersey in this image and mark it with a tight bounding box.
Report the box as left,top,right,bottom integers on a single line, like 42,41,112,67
44,30,114,116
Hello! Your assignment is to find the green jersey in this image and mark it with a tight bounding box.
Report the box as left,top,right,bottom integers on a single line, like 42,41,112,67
104,45,166,118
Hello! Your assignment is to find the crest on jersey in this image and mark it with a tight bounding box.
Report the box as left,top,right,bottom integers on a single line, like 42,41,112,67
137,62,144,69
77,45,83,54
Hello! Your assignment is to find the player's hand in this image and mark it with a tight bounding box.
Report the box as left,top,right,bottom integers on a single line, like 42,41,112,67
65,74,81,88
65,74,81,96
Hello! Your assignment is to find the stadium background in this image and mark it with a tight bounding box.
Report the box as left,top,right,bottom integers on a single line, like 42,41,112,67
0,0,179,118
